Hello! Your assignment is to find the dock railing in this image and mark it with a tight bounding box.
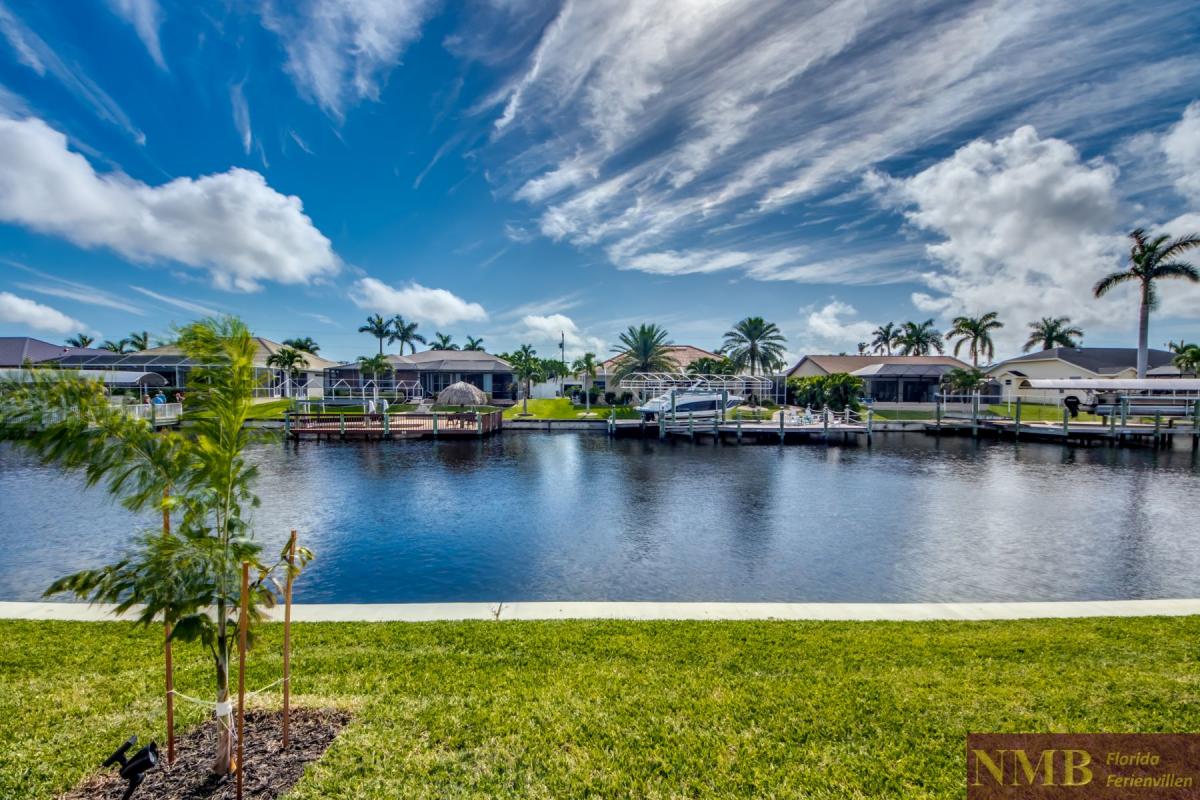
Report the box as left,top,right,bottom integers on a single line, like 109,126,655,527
286,409,503,437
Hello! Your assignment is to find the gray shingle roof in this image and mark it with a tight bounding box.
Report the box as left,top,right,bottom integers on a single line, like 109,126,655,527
0,337,107,367
996,347,1174,374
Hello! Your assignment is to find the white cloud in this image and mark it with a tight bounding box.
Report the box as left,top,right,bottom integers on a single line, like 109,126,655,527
230,82,252,154
0,291,86,334
0,116,338,292
518,312,605,358
791,300,878,355
1162,101,1200,204
348,277,487,326
262,0,435,119
105,0,166,70
0,2,145,143
870,125,1126,353
475,0,1198,286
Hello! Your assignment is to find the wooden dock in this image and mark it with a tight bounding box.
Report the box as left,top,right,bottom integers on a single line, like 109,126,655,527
285,410,503,441
927,417,1197,449
610,416,870,445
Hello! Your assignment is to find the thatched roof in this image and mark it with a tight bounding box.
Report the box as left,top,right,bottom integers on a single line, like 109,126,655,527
436,381,487,406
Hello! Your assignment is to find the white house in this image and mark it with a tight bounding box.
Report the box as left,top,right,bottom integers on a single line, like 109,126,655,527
986,347,1179,403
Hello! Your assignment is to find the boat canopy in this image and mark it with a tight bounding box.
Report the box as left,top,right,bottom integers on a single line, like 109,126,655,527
618,372,775,393
1018,378,1200,391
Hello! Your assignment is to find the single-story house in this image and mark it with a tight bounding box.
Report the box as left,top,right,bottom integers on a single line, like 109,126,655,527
49,337,338,398
986,347,1178,402
786,354,970,403
325,350,517,403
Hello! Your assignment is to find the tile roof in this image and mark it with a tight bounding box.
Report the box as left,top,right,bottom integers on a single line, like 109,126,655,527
139,336,339,371
600,345,720,373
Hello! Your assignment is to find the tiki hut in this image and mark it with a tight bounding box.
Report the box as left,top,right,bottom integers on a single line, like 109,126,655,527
436,380,487,407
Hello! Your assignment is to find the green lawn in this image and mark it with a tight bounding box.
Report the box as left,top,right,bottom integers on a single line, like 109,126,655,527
4,616,1199,799
504,398,639,419
986,403,1102,423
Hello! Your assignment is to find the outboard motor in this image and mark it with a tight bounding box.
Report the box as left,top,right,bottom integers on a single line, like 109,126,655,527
1063,395,1081,418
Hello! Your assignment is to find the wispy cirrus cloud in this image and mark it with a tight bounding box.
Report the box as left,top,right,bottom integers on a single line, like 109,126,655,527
261,0,437,120
130,286,220,317
0,1,145,143
472,0,1200,287
105,0,166,70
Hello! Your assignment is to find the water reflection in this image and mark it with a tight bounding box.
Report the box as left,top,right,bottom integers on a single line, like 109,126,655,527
0,434,1197,603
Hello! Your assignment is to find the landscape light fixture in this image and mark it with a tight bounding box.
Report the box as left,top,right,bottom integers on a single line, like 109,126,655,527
102,735,159,800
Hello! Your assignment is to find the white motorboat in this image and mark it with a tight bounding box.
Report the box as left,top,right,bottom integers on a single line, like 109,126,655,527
636,383,742,420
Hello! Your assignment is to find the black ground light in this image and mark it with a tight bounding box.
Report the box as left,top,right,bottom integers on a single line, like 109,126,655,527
102,735,159,800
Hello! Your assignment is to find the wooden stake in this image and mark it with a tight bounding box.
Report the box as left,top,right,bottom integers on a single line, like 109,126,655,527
282,530,297,749
162,489,175,766
237,561,249,800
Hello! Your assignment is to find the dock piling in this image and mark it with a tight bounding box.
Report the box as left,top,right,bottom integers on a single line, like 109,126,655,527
1014,397,1022,441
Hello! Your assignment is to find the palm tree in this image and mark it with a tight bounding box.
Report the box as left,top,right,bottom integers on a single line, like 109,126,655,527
721,317,787,376
610,323,674,383
687,356,737,375
895,320,944,355
431,332,458,351
943,366,986,394
1023,316,1084,352
99,338,131,354
282,337,320,354
65,333,94,348
870,322,900,356
386,316,425,355
1094,228,1200,378
856,342,868,355
127,331,151,351
266,346,307,396
358,314,391,355
509,344,543,415
946,312,1003,367
463,336,485,351
356,354,393,399
571,352,598,414
1171,342,1200,376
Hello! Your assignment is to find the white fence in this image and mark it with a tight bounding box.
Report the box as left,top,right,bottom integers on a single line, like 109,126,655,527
120,402,183,423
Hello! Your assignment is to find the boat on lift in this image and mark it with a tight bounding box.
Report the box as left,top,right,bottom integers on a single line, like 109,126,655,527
635,381,743,420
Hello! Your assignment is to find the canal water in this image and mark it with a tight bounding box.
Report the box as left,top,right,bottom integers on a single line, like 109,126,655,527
1,434,1197,603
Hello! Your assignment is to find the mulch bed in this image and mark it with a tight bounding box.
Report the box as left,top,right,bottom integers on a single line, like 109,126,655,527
60,708,350,800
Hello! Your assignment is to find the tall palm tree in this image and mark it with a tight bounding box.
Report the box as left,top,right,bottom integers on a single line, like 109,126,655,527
1023,316,1083,352
99,339,131,354
463,336,485,351
282,337,320,354
945,312,1003,367
358,314,391,355
721,316,787,376
430,332,458,350
127,331,151,351
895,320,944,356
1094,228,1200,378
610,323,674,383
870,322,900,356
266,346,307,396
386,316,425,355
65,333,94,348
509,344,542,415
1171,342,1200,376
571,352,598,414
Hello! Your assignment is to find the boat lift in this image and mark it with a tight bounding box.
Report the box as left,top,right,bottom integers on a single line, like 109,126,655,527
618,372,776,418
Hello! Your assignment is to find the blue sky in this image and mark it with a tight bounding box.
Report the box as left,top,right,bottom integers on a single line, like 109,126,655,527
0,0,1198,364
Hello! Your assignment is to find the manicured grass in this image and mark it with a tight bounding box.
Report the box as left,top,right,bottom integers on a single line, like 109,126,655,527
503,398,639,419
987,403,1102,423
4,616,1199,799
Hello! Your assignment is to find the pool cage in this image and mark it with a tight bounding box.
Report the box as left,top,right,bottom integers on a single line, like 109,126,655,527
323,377,424,403
619,373,776,404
